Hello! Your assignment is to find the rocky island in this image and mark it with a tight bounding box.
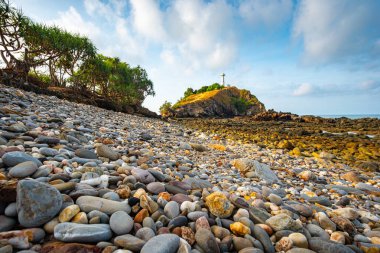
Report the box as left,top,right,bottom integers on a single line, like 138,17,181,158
162,85,265,118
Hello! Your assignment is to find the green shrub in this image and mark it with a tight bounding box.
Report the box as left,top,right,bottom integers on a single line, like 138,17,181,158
231,97,250,113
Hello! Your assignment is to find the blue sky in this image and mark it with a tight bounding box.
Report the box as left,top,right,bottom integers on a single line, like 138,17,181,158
12,0,380,115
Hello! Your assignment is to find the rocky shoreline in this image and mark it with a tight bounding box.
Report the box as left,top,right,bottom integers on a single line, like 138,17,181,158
177,115,380,170
0,84,379,253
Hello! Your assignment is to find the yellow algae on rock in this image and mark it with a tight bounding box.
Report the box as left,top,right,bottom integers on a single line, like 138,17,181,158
205,192,234,218
58,205,80,222
209,144,227,151
230,222,251,236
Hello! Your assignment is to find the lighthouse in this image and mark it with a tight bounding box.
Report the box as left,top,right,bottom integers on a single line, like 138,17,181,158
220,73,225,86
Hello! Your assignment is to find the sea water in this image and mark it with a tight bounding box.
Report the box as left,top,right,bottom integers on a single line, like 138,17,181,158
317,114,380,119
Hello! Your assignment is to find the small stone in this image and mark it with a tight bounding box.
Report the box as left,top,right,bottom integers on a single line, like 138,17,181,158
132,168,155,184
44,217,60,234
330,216,356,235
230,222,251,236
253,225,275,253
164,201,180,219
96,145,119,160
39,241,102,253
54,223,112,243
181,226,195,245
268,194,282,206
114,234,146,252
288,232,308,248
211,225,231,239
195,216,210,231
0,215,16,232
205,192,234,218
275,237,293,252
317,212,336,231
298,170,315,181
195,228,219,253
75,149,97,159
309,238,355,253
76,196,130,215
265,214,302,232
9,161,38,178
136,227,155,241
59,205,80,223
39,147,59,157
331,207,359,220
306,224,330,240
71,212,88,224
140,194,159,214
190,143,207,152
141,234,180,253
110,211,134,235
135,209,149,223
330,231,346,244
341,172,361,183
2,151,42,167
233,237,253,251
147,182,165,194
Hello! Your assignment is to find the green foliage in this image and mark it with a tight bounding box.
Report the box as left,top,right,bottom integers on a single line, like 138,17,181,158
159,101,172,116
231,97,250,114
184,87,195,98
71,54,154,105
0,0,154,106
182,83,224,98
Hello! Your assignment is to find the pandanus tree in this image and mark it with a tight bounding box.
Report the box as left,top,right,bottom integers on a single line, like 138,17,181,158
1,0,155,107
0,0,28,73
21,22,96,86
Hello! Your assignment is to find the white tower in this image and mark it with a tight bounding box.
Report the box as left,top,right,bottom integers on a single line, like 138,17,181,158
220,73,225,86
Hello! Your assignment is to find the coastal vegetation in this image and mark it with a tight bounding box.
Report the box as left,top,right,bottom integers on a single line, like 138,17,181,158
0,0,154,113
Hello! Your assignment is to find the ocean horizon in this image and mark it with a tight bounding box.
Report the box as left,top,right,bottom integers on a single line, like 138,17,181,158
314,114,380,119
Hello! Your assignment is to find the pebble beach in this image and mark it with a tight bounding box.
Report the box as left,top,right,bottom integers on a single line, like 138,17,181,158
0,84,380,253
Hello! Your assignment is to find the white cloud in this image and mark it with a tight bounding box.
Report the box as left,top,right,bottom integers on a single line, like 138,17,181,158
293,83,313,96
47,6,101,40
293,0,380,65
130,0,166,42
239,0,293,27
164,0,237,70
207,43,237,69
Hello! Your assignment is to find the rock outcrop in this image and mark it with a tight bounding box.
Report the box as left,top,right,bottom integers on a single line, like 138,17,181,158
172,86,265,117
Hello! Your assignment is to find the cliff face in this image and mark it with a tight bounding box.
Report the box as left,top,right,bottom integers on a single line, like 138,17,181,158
172,86,265,118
